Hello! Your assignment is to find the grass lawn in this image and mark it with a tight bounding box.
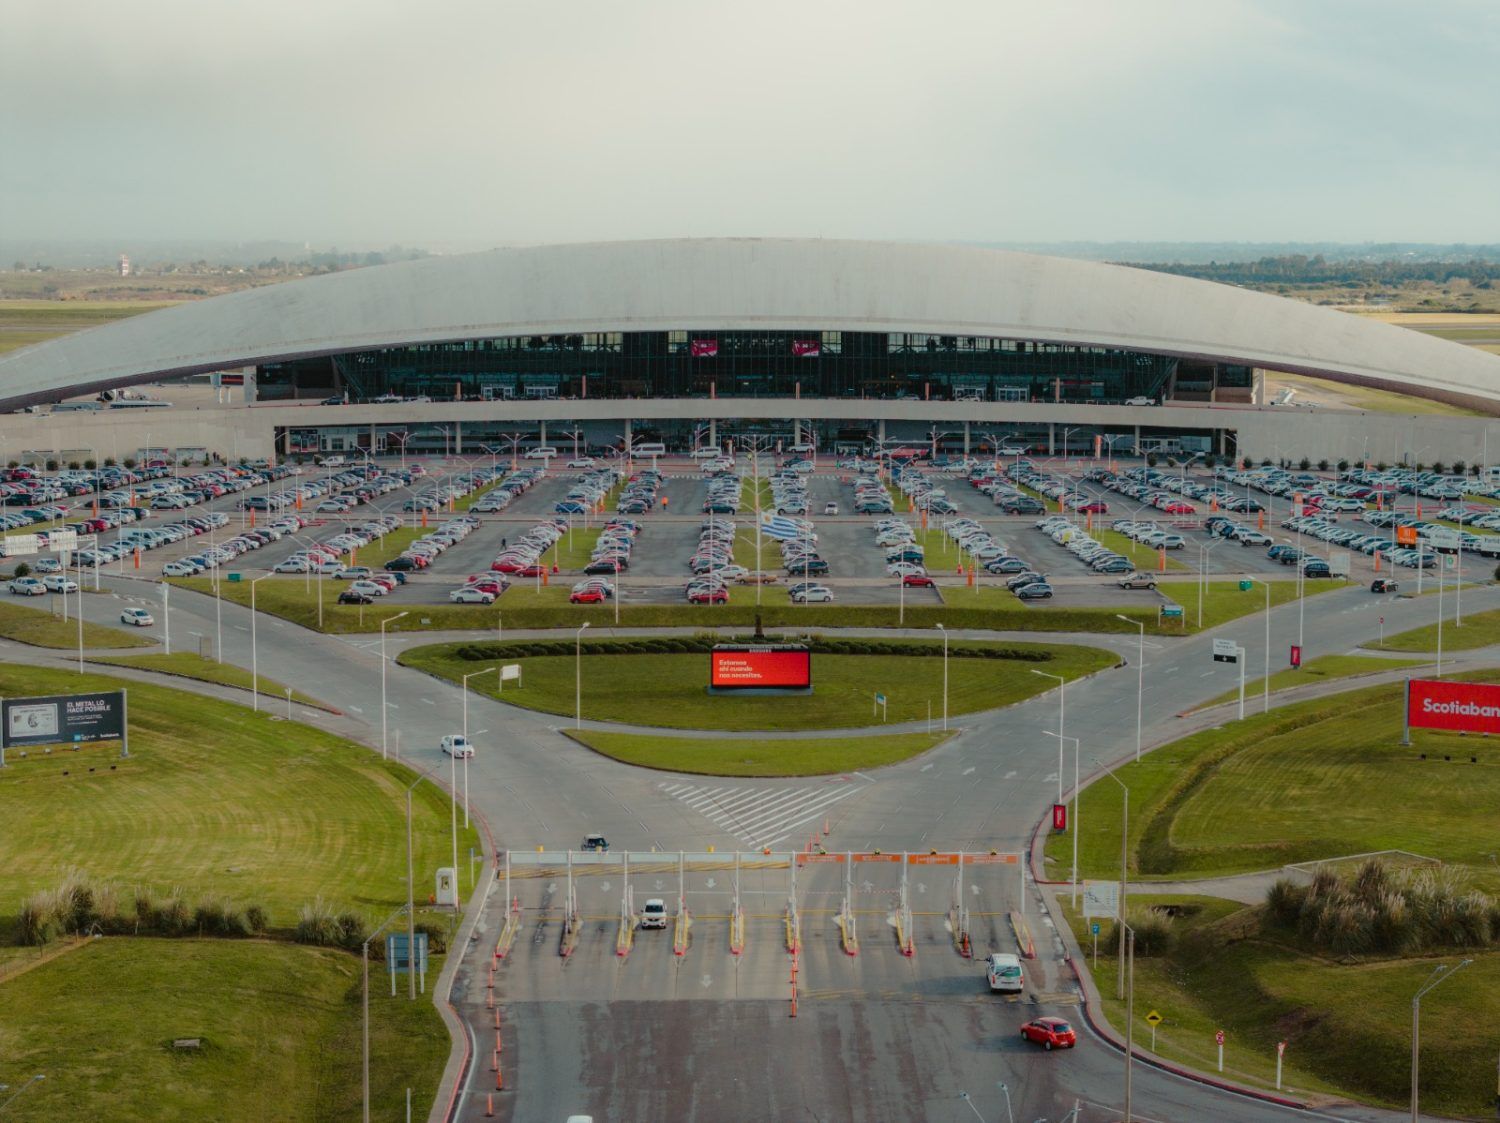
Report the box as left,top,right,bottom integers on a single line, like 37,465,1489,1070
400,640,1118,731
86,651,329,709
1046,673,1500,883
1058,897,1500,1116
1151,578,1343,630
1195,653,1430,710
0,599,154,650
350,527,423,569
1093,528,1190,572
739,477,771,512
0,663,480,930
565,730,952,776
547,526,602,571
0,937,448,1123
1367,605,1500,652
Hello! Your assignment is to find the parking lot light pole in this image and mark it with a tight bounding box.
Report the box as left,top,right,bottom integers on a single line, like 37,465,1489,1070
1093,762,1131,1002
1031,669,1066,802
935,623,948,730
249,574,272,712
1045,731,1081,905
575,622,590,728
0,1074,45,1113
1115,615,1145,760
1196,539,1220,628
362,903,410,1123
1247,577,1271,712
1411,959,1470,1122
380,611,409,759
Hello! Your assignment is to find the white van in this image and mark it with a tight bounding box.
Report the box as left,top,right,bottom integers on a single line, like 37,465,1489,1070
523,447,559,460
631,442,667,458
691,447,722,459
985,952,1024,993
318,455,346,468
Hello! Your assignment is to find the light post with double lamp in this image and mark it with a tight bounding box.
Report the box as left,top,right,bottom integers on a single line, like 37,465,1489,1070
1195,538,1221,628
249,573,272,712
1030,669,1066,804
459,666,496,829
1045,731,1080,905
575,622,590,728
1115,615,1145,760
935,623,948,730
380,611,409,759
1410,959,1471,1122
1118,917,1138,1123
361,902,410,1123
0,1074,46,1113
1247,575,1272,712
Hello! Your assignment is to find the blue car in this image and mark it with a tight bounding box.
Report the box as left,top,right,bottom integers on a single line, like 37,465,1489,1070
554,501,588,515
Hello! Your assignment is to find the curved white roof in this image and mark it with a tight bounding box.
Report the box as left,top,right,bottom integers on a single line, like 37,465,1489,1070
3,238,1498,411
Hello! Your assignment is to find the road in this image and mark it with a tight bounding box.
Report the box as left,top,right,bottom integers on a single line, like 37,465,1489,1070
41,455,1481,1123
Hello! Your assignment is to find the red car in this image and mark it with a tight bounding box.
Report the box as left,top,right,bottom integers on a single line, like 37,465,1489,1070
902,574,935,587
466,579,504,595
570,588,605,604
1162,501,1195,515
1076,501,1108,514
688,588,728,605
1020,1017,1077,1050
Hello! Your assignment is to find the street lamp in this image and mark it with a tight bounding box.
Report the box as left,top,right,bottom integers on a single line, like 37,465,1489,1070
459,667,496,829
1119,917,1138,1123
249,573,272,712
1246,577,1272,713
1030,669,1066,803
1045,731,1080,905
0,1074,45,1112
380,611,409,759
1411,959,1471,1122
1195,539,1220,628
935,623,948,731
1115,615,1145,761
575,622,590,728
362,904,410,1123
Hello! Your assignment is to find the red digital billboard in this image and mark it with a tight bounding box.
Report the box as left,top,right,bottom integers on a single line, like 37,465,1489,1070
1406,678,1500,736
710,645,811,690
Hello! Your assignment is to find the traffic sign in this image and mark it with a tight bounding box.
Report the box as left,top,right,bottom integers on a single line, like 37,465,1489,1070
1277,1040,1286,1057
1212,639,1240,663
1145,1010,1162,1026
1215,1029,1225,1045
1090,923,1101,936
1082,880,1119,918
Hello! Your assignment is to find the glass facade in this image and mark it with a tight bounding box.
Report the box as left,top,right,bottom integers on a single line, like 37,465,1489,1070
258,329,1197,404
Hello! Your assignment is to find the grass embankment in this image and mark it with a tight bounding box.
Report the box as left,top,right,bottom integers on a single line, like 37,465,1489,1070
1195,653,1430,710
0,938,448,1123
402,637,1118,732
0,599,154,650
85,651,328,709
565,730,951,776
1092,528,1190,573
1046,672,1500,883
960,579,1332,633
739,477,771,512
0,662,473,1122
1368,605,1500,652
1057,896,1500,1116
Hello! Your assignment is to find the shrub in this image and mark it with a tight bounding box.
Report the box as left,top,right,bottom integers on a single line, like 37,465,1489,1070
1110,908,1175,957
1145,453,1158,467
45,459,57,471
84,458,97,470
335,912,367,951
414,921,449,954
1451,460,1466,475
1264,878,1306,928
1298,457,1311,471
13,562,30,578
1317,459,1330,472
246,904,268,934
1431,461,1446,475
1337,459,1349,472
295,899,340,946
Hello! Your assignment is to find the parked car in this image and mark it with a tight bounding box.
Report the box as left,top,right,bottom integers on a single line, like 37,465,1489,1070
8,577,45,596
450,587,495,604
1015,582,1054,600
790,584,834,603
1370,578,1399,594
1020,1016,1077,1050
1116,572,1157,590
337,590,374,605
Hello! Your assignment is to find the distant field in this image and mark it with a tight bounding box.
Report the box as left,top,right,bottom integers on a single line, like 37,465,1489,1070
0,299,177,356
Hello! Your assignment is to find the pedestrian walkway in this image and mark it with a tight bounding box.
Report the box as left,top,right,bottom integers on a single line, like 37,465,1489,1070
657,777,869,849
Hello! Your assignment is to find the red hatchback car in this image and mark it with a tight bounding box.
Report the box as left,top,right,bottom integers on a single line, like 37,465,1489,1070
1020,1016,1077,1050
902,574,935,587
570,588,605,604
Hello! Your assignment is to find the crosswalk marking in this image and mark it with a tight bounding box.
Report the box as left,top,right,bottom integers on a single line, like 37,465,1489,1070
659,779,870,849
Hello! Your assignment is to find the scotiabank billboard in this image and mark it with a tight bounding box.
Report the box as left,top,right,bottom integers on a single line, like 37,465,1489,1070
1407,678,1500,735
710,645,811,690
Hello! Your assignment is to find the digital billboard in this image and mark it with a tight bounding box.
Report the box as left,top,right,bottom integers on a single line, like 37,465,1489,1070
1406,678,1500,736
710,645,811,690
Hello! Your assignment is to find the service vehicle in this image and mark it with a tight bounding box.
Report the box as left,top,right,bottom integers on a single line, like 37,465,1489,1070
640,899,668,929
985,953,1024,994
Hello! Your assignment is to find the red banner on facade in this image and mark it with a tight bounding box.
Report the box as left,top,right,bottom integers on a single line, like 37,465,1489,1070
792,339,821,357
1407,678,1500,736
690,339,718,358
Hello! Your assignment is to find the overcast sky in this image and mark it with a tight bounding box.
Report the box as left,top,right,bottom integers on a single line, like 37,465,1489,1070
3,0,1497,246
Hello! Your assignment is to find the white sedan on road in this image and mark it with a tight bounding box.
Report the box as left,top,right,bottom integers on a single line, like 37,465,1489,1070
440,734,474,758
449,587,496,604
42,575,79,593
120,607,154,626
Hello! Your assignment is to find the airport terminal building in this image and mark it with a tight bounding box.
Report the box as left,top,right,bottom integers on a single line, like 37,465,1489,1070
1,239,1497,465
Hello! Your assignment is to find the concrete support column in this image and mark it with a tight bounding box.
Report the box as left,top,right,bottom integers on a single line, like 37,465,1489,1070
878,419,886,446
1048,422,1056,456
539,420,547,448
708,419,717,449
455,420,463,455
1133,424,1141,455
624,418,633,455
963,421,970,457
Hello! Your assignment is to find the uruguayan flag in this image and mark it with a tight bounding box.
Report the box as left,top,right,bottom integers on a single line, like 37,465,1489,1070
759,515,804,541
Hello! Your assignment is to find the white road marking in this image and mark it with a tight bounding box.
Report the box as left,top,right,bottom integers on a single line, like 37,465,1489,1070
962,766,976,776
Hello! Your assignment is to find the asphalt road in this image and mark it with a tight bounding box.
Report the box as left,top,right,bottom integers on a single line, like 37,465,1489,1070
47,455,1476,1123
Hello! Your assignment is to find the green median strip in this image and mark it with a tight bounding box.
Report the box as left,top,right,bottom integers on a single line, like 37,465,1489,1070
0,600,154,650
86,651,332,710
565,729,952,777
1366,605,1500,652
1193,653,1430,711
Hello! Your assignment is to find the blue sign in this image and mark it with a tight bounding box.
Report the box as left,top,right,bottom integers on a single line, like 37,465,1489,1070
1090,923,1101,936
874,693,886,704
386,932,429,974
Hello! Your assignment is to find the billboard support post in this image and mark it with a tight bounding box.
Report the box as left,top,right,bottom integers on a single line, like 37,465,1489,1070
121,689,130,758
1403,678,1412,746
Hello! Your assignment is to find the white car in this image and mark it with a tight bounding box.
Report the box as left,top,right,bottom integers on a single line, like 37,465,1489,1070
347,580,387,598
33,557,62,574
440,734,474,758
1123,396,1153,407
450,587,495,604
566,457,595,468
8,577,46,596
42,575,80,593
790,584,834,603
162,560,199,577
640,898,668,929
120,607,154,626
